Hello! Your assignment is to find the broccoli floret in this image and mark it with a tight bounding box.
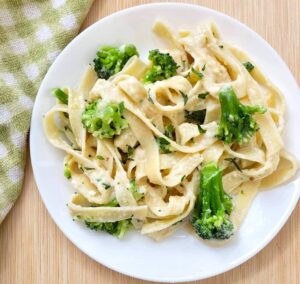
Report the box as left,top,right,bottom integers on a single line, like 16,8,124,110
81,100,128,139
93,44,139,79
216,86,266,145
85,219,132,239
143,49,179,83
84,199,132,239
192,162,234,240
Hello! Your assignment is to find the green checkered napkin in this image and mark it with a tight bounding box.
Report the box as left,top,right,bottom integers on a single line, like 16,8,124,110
0,0,94,223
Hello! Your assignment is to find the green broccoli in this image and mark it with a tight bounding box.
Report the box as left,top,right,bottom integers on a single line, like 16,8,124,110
84,199,132,239
216,86,266,145
93,44,139,79
192,162,234,240
143,49,179,83
81,100,128,139
85,219,132,239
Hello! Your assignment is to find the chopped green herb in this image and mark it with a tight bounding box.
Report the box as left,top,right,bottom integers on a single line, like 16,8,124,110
155,137,172,154
52,88,68,105
219,45,224,49
241,190,244,195
197,124,207,134
64,125,71,132
179,90,188,105
181,175,186,182
96,155,105,160
191,67,204,79
64,163,71,179
129,179,143,201
202,64,206,71
243,61,254,72
198,92,209,99
127,145,134,157
102,182,111,189
184,109,206,124
147,95,154,104
84,167,95,171
165,124,175,140
72,145,81,151
184,71,191,78
105,198,119,207
225,157,243,172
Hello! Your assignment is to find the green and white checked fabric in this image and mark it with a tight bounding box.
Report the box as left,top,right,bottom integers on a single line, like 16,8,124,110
0,0,94,223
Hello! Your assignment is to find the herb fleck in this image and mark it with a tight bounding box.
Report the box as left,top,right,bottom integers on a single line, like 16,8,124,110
64,163,71,179
179,90,188,105
102,183,111,190
243,61,254,72
197,124,207,134
198,92,209,99
127,145,134,157
147,95,154,104
155,137,172,154
165,124,175,140
225,157,243,172
191,67,204,79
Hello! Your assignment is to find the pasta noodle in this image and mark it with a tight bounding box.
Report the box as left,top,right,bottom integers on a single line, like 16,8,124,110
43,21,298,241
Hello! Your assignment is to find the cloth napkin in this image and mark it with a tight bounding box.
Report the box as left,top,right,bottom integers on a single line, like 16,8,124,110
0,0,94,223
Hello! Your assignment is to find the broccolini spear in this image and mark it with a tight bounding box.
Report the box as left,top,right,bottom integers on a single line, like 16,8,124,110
192,162,234,240
143,49,179,83
81,100,128,139
93,44,139,79
217,86,266,145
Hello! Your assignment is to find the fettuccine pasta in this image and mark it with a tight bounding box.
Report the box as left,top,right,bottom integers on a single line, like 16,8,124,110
43,21,298,241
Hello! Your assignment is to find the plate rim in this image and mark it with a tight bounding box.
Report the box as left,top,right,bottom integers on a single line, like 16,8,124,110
30,3,300,282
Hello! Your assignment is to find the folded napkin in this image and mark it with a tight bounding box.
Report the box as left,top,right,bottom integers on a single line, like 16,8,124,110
0,0,94,223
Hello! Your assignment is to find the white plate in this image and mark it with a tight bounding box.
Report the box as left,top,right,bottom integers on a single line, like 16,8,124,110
30,3,300,282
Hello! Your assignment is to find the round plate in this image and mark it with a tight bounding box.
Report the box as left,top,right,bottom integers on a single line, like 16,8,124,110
30,3,300,282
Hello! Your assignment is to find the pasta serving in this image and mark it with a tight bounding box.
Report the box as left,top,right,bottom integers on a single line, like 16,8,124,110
43,21,298,241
